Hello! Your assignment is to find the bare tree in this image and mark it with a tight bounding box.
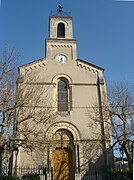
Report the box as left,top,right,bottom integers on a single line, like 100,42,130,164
15,73,56,152
87,96,112,169
87,82,133,170
0,46,19,173
0,47,56,173
108,82,134,170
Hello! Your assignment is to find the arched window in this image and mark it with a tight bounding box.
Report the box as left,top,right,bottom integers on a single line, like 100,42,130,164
58,79,68,111
57,23,65,38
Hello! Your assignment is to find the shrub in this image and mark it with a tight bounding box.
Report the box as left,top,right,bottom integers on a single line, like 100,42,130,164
0,174,19,180
112,170,133,180
21,173,40,180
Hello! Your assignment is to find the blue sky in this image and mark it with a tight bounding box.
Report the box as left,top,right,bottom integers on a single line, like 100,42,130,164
0,0,134,85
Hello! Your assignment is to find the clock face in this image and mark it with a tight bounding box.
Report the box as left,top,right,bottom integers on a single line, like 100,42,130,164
56,54,67,64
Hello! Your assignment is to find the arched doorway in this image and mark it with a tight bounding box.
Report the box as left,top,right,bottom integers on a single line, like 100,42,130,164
52,129,75,180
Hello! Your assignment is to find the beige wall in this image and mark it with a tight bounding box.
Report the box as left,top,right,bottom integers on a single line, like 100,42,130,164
17,56,110,167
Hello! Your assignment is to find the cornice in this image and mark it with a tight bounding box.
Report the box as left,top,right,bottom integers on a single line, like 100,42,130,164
18,58,46,72
76,59,104,73
46,38,77,43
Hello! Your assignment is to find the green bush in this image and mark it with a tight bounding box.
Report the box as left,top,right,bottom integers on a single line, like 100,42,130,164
0,174,19,180
21,173,40,180
111,170,133,180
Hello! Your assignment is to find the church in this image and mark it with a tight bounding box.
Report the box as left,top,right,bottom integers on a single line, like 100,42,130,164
16,5,113,180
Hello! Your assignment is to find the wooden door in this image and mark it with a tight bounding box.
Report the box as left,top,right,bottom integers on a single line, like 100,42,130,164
53,148,74,180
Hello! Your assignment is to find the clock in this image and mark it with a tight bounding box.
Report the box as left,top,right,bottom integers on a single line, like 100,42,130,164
56,54,67,64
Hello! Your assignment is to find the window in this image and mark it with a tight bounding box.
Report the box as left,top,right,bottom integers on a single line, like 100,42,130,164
58,79,68,111
57,23,65,38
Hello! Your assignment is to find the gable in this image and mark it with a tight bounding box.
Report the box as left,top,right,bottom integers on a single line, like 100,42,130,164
19,57,104,74
18,57,104,85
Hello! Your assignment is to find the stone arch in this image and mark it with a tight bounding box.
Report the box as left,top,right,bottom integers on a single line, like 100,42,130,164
55,20,68,39
45,121,81,142
52,74,73,112
52,73,72,84
45,122,81,180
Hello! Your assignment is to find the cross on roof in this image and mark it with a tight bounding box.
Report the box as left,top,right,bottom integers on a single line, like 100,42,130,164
57,4,63,13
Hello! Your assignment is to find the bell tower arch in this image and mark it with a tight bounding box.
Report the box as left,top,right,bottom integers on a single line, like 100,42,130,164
57,22,65,38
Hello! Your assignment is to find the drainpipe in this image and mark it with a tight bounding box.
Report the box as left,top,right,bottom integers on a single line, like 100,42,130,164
97,73,108,179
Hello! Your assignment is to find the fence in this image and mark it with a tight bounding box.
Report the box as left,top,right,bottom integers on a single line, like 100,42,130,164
1,165,133,180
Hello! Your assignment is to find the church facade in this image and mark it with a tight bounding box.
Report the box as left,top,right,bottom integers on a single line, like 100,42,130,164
16,6,113,179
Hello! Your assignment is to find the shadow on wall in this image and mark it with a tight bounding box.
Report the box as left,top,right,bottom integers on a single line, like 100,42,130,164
80,149,114,180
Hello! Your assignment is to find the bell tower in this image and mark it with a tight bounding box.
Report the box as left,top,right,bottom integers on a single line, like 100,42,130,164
45,5,77,62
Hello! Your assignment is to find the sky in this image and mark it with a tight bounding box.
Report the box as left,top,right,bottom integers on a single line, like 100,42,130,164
0,0,134,85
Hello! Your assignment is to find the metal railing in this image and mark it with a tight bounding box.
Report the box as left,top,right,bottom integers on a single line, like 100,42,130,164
1,165,133,180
